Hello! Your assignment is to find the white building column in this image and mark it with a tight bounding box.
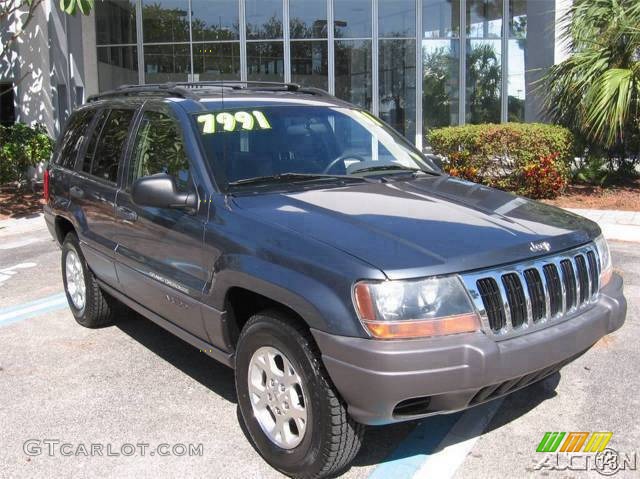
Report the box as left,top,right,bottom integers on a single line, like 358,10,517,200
554,0,572,64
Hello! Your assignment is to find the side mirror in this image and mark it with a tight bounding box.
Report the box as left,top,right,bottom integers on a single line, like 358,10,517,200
424,154,444,171
131,173,197,210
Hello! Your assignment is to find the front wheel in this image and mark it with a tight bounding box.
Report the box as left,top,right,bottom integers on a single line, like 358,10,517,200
235,311,364,478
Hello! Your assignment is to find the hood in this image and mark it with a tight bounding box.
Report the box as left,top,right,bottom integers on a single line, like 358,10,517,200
231,176,600,279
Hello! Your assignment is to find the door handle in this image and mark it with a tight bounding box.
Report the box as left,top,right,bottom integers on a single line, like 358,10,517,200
69,185,84,199
116,206,138,222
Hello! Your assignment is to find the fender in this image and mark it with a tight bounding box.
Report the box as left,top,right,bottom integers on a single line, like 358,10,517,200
207,254,368,338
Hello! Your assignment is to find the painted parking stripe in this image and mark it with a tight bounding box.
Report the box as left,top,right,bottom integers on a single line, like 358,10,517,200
369,399,503,479
413,399,503,478
0,292,67,326
0,293,66,316
368,413,463,479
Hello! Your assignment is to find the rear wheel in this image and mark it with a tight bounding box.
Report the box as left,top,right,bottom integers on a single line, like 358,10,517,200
61,233,125,328
235,311,364,478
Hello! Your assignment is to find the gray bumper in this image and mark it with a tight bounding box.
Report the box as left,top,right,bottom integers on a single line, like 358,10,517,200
312,273,626,426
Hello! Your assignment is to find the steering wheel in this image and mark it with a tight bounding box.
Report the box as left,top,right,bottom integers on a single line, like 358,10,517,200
322,155,367,175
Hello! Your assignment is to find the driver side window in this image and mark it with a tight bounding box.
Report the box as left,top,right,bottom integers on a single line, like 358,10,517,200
129,111,191,192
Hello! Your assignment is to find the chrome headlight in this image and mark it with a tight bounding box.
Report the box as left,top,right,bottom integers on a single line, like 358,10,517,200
353,276,480,339
594,234,613,287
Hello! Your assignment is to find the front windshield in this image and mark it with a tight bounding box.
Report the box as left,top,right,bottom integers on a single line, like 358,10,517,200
193,105,438,190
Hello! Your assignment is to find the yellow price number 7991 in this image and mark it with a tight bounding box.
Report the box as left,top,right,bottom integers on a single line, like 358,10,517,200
197,111,272,134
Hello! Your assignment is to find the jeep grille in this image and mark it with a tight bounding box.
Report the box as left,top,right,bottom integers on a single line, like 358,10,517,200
461,244,601,340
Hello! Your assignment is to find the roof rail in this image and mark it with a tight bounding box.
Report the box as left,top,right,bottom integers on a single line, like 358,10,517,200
183,81,333,97
168,81,302,91
87,81,333,103
86,84,203,103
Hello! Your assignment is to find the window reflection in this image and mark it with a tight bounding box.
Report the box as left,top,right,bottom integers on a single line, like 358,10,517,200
422,0,460,134
247,42,285,80
142,0,190,43
193,43,241,80
98,46,139,91
379,0,415,38
144,44,191,83
191,0,239,42
335,40,372,110
91,0,553,146
423,0,460,38
466,39,501,123
246,0,283,40
422,40,460,130
465,0,502,123
466,0,502,38
130,111,190,191
379,39,416,139
96,0,136,45
290,0,327,39
508,0,527,121
335,0,372,38
508,38,525,122
291,41,328,89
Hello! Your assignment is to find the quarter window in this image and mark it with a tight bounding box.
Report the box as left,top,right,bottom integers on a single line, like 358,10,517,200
57,109,95,169
129,111,190,191
82,110,108,174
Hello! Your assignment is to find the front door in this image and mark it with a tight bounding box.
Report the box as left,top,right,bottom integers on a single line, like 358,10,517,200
113,104,210,340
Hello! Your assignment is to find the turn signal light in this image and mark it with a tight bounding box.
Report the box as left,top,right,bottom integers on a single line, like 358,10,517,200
362,313,480,340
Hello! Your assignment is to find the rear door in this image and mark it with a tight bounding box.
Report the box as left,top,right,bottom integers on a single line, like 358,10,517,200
69,106,137,286
49,108,96,210
112,102,210,340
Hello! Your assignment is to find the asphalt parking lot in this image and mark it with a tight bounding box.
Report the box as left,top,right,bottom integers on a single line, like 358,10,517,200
1,216,638,479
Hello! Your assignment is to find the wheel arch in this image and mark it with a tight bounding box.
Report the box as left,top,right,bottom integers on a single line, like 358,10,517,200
207,254,364,349
54,215,76,244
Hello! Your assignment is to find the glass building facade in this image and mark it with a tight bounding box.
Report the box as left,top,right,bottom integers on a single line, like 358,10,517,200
95,0,556,148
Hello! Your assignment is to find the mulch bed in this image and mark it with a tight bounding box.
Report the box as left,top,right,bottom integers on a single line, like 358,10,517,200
542,178,640,211
0,185,45,220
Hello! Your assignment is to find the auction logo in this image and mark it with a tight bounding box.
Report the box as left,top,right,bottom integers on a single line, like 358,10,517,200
533,432,637,476
536,431,612,453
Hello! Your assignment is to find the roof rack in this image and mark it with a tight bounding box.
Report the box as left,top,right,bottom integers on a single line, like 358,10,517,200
87,81,332,103
87,84,201,103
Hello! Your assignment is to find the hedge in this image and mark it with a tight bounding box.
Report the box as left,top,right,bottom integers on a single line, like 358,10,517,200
427,123,576,199
0,123,54,185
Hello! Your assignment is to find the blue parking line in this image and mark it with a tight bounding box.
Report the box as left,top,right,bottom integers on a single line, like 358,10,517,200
0,293,68,327
0,292,66,315
368,412,463,479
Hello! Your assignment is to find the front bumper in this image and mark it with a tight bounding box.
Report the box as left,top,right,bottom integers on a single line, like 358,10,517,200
312,273,626,426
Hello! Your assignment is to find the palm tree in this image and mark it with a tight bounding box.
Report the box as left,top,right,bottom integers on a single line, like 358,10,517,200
542,0,640,163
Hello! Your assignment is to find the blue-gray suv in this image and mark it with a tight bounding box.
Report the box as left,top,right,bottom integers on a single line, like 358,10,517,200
44,82,627,478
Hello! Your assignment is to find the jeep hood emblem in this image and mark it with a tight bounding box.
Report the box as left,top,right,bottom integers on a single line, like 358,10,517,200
529,241,551,253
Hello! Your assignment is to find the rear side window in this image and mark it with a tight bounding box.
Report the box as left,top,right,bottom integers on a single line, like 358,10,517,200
82,108,135,183
56,109,95,169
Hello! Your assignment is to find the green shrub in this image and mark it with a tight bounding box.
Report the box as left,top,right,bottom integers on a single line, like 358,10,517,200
0,123,54,185
428,123,576,199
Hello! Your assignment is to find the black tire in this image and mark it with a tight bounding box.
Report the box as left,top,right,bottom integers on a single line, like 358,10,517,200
61,232,124,328
235,310,364,479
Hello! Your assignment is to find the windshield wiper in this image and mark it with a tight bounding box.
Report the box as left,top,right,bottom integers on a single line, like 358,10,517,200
227,172,374,187
350,165,438,176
